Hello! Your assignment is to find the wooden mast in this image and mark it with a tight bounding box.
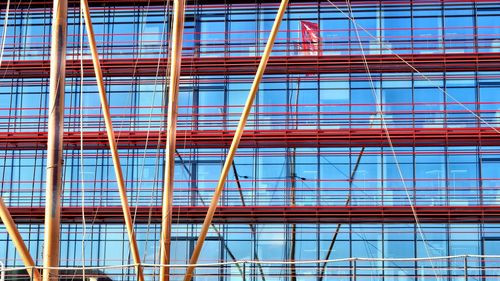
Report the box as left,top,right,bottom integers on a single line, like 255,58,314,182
159,0,186,279
42,0,67,278
182,0,289,279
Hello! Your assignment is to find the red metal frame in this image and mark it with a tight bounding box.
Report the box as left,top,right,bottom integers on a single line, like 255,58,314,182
7,205,500,223
0,0,498,235
0,0,495,7
1,127,499,150
1,52,499,78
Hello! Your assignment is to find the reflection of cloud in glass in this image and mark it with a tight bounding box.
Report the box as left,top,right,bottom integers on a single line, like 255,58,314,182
259,232,285,246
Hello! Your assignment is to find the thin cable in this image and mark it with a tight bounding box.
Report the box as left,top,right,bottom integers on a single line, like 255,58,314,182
0,0,10,200
79,5,87,281
132,0,170,223
326,0,500,136
129,0,164,214
0,0,10,69
343,1,439,279
139,0,175,270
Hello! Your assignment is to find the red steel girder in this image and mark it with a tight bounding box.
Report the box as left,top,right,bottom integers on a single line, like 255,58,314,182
1,52,499,78
0,0,495,7
7,205,500,224
1,127,500,150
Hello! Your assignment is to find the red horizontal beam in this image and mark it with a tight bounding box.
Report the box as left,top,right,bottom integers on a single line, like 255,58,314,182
1,127,500,150
1,52,499,78
8,205,500,223
0,0,494,7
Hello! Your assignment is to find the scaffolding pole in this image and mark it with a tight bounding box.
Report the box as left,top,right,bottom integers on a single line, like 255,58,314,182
42,0,67,278
80,1,144,280
0,198,41,280
159,0,186,280
182,0,289,279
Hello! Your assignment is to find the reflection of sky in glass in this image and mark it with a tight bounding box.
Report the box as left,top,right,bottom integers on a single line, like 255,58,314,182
1,3,500,277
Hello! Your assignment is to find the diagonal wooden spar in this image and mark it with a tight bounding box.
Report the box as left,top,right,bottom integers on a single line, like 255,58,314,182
80,1,144,280
176,150,245,278
43,0,67,278
159,0,186,279
182,0,289,279
0,198,41,280
177,150,265,279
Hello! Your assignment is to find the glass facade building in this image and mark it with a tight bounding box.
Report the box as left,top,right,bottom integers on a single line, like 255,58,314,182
1,0,500,279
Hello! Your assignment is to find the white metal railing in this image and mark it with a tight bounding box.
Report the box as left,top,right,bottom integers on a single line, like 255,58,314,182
1,255,500,280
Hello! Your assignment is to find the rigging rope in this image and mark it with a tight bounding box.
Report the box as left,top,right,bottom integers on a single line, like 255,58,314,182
341,0,442,278
327,0,500,136
131,0,172,266
0,0,9,69
52,0,500,276
0,0,10,207
79,4,87,281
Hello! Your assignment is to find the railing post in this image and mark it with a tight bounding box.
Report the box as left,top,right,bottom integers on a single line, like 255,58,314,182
464,255,468,281
243,262,246,281
352,259,357,281
43,0,67,276
136,264,141,280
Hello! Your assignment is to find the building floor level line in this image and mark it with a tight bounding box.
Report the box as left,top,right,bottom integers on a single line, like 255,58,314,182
0,127,499,150
6,205,500,224
0,0,496,7
1,52,500,78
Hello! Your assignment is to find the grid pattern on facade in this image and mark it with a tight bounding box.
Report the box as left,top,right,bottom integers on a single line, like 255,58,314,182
1,0,500,280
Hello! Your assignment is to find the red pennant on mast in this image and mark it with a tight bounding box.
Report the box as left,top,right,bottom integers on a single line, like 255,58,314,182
300,20,321,55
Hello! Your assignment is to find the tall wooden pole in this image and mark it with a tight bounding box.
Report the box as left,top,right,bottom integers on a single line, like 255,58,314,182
43,0,67,278
182,0,289,279
80,1,144,280
0,198,41,280
159,0,186,279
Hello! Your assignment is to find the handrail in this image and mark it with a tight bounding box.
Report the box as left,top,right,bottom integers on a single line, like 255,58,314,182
1,254,498,281
0,254,498,271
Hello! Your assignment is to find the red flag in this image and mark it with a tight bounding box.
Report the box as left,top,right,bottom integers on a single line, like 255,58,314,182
301,21,321,55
